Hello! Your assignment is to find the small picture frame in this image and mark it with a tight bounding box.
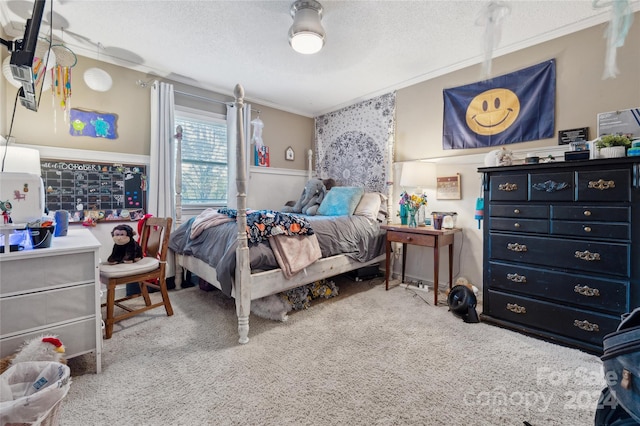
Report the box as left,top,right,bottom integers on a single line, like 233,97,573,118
436,174,461,200
285,146,295,161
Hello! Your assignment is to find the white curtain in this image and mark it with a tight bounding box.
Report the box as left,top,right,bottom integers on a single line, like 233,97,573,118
225,102,251,209
149,80,175,277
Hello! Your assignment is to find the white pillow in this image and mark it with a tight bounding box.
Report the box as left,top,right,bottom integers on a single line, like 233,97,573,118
377,192,389,222
354,192,383,221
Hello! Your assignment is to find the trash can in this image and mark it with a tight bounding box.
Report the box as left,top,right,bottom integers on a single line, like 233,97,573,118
0,361,71,426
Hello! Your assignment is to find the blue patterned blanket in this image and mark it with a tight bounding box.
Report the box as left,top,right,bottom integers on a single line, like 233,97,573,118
216,208,314,244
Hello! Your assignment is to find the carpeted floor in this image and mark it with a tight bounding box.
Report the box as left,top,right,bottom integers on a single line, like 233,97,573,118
61,276,604,425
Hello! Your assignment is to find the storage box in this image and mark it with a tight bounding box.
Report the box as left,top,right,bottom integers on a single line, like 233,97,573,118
564,150,590,161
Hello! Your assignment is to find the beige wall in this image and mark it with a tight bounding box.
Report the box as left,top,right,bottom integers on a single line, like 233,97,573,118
396,16,640,162
5,56,150,154
392,16,639,290
3,56,314,166
172,84,315,170
246,104,314,170
5,17,637,166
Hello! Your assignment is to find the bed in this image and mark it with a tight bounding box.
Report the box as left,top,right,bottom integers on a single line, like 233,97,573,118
171,84,392,344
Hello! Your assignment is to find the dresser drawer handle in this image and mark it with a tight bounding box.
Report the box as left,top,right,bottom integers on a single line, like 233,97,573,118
588,179,615,190
514,223,520,228
498,183,518,192
573,319,599,332
574,285,600,297
583,210,591,217
507,243,527,252
583,226,592,233
513,209,520,214
507,273,527,283
532,180,570,192
574,250,600,261
405,236,413,242
506,303,526,314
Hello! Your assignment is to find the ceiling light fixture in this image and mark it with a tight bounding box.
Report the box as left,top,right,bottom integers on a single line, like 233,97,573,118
289,0,325,55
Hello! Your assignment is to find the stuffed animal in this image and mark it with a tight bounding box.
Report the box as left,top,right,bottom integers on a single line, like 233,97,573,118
107,224,143,264
282,178,325,215
446,276,479,297
484,147,513,166
282,178,337,215
0,335,66,374
1,200,12,224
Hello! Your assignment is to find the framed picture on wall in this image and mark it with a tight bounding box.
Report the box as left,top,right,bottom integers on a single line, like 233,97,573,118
436,174,461,200
285,146,295,161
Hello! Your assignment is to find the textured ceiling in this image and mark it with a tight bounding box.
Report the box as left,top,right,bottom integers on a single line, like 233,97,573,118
1,1,638,117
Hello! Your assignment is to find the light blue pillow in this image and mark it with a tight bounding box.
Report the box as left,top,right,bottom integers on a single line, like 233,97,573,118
317,187,365,216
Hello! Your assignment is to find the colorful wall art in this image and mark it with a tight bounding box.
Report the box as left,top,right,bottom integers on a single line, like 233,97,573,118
69,108,118,139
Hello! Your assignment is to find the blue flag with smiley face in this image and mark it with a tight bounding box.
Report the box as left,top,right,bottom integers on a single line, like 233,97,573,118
442,59,556,149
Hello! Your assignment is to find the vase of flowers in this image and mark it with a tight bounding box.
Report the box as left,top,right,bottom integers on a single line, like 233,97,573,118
399,191,428,228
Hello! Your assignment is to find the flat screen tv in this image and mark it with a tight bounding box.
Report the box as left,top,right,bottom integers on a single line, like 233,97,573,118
7,0,47,111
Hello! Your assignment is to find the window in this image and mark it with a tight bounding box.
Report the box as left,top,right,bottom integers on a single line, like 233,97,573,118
175,107,228,206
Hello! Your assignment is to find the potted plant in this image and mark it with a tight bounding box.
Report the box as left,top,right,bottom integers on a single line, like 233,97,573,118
595,134,632,158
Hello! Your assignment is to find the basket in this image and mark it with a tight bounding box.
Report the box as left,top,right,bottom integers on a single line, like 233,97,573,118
0,361,71,426
29,226,55,249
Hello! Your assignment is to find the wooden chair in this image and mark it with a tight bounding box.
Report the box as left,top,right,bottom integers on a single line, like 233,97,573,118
99,217,174,339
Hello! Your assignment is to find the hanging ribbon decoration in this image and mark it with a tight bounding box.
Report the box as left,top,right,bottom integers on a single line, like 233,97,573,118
475,177,485,230
251,116,264,148
475,1,511,79
593,0,634,79
49,28,77,124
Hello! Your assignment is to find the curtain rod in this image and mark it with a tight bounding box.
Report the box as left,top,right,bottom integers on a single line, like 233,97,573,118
174,89,260,114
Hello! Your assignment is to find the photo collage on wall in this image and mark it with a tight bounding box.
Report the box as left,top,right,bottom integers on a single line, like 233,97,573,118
41,159,147,223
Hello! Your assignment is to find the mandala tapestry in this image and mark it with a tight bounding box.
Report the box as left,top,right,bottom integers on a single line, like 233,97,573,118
315,92,396,193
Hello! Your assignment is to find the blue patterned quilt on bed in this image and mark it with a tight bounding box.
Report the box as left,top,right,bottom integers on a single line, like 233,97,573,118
217,208,314,244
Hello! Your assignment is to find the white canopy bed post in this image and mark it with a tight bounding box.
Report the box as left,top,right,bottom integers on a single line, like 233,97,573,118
171,84,390,344
174,125,183,226
233,84,252,344
307,149,313,179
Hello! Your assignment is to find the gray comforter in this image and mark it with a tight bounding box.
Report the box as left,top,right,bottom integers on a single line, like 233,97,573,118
169,214,386,296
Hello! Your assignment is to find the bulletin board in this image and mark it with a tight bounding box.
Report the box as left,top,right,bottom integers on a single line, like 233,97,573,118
40,158,147,223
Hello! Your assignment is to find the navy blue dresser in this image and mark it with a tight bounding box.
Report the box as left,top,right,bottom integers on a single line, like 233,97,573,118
479,157,640,354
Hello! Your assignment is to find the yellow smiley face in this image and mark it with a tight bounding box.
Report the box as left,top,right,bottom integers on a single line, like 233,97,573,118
466,88,520,136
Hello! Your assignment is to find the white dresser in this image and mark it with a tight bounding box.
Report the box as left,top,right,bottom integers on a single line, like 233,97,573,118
0,228,102,373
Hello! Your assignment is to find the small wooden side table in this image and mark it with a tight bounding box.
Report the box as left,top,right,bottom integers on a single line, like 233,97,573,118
381,224,461,305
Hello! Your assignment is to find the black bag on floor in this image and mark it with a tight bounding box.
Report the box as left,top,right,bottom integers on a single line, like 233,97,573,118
596,307,640,425
595,387,639,426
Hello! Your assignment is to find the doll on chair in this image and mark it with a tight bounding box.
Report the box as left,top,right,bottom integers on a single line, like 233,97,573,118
107,224,143,264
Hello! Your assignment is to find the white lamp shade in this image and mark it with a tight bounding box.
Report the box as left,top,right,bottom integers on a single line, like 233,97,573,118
0,146,42,175
83,67,113,92
400,161,436,189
